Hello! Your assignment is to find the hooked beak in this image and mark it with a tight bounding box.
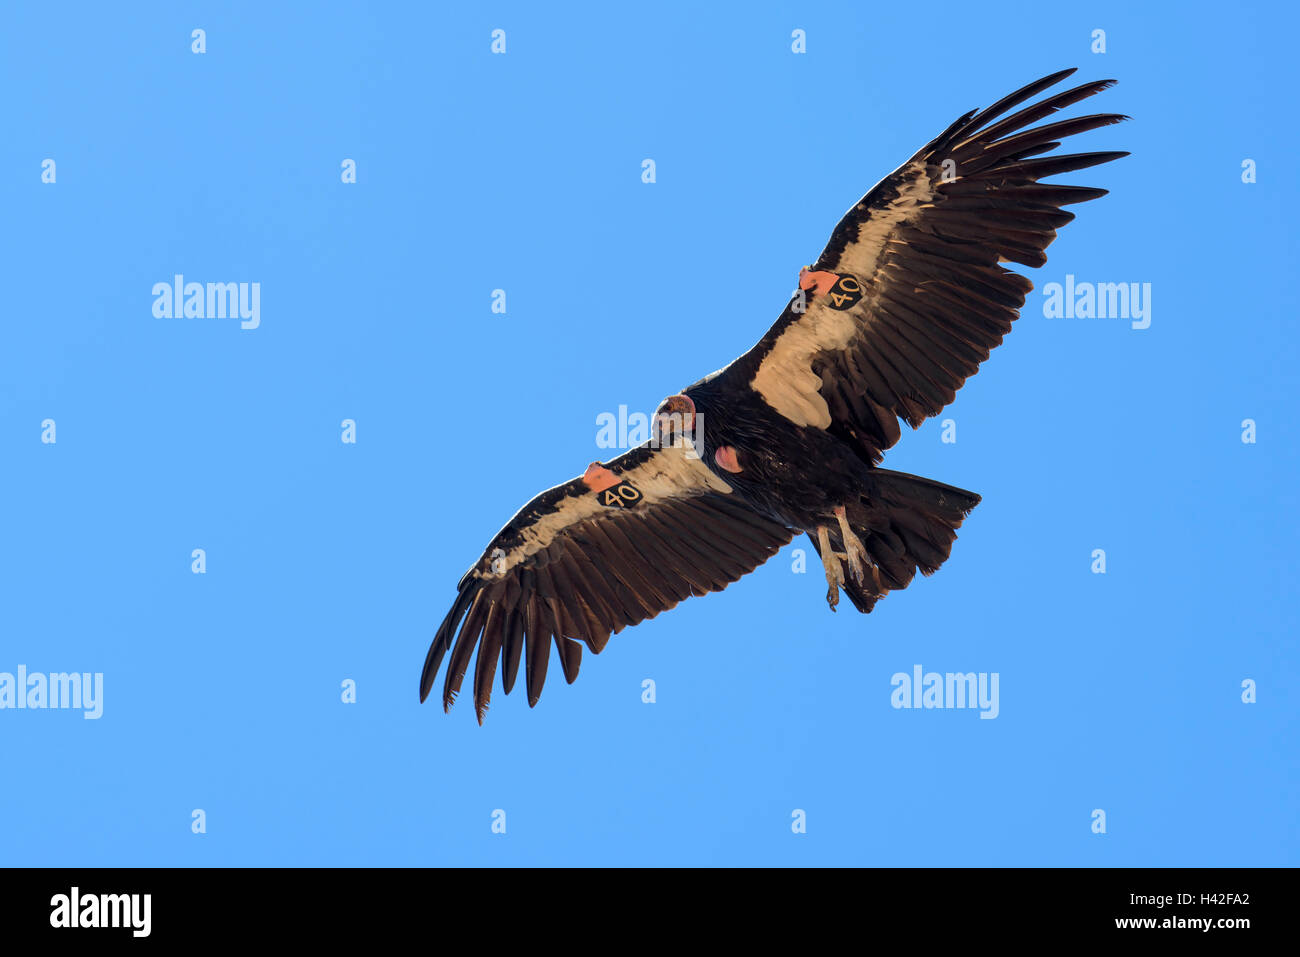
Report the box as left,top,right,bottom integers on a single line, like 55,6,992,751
654,412,695,444
653,413,675,443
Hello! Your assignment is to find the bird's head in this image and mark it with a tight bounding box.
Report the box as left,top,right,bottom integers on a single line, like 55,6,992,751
653,393,696,446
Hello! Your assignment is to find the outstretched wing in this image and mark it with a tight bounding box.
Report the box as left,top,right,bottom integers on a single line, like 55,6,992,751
422,440,794,721
726,68,1128,464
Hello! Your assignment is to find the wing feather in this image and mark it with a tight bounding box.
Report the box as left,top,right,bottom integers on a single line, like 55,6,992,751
421,440,794,719
724,69,1127,462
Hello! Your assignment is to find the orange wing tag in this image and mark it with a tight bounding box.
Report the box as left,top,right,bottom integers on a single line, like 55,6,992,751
798,267,840,296
798,268,863,310
583,463,643,508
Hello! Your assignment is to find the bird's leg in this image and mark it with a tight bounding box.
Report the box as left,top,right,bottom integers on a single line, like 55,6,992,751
834,505,870,585
817,524,843,612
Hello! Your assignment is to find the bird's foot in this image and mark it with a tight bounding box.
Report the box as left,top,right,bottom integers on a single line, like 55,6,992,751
817,525,843,611
833,505,870,584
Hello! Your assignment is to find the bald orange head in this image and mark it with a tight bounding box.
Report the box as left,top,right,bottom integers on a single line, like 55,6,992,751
653,394,696,445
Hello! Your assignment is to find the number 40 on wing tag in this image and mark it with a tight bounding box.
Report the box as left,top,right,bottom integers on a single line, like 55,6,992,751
825,274,863,310
598,481,643,509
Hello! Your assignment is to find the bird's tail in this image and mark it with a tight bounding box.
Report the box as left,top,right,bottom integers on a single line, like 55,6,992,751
818,468,981,613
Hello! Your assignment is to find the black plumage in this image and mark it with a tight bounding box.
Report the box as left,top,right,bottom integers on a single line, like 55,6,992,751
423,69,1127,721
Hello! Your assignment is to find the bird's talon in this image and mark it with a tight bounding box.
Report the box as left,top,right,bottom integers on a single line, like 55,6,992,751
817,524,845,610
834,506,870,585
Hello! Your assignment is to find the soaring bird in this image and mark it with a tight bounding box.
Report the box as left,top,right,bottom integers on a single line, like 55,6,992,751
423,68,1127,721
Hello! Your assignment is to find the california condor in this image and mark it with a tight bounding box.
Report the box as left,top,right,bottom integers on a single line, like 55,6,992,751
423,68,1128,721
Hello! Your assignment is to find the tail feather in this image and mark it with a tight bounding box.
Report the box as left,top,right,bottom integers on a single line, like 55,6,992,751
814,469,980,613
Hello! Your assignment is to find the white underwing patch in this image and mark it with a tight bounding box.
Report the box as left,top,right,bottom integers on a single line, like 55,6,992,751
488,441,732,575
750,163,932,427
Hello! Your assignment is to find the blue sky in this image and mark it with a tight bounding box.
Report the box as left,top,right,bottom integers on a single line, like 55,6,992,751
1,1,1295,866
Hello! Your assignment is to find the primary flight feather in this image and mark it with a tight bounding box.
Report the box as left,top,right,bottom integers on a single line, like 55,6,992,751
422,68,1128,721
